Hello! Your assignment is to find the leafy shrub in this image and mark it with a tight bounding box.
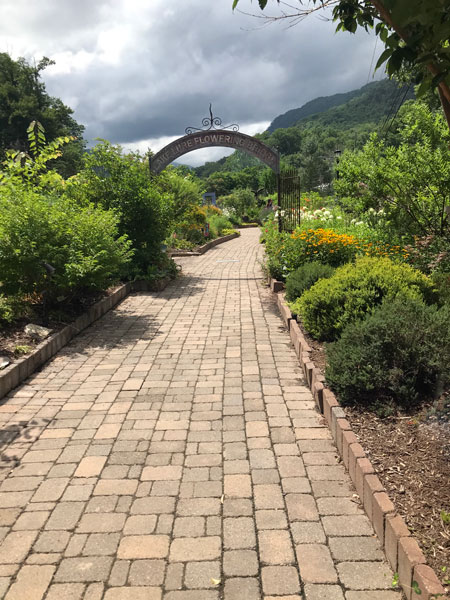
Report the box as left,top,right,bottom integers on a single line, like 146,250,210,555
221,228,238,236
0,189,133,301
403,234,450,274
295,256,436,340
144,252,178,282
208,214,233,237
432,271,450,306
325,297,450,409
68,142,170,273
167,236,196,250
0,294,17,325
285,262,335,303
218,188,256,221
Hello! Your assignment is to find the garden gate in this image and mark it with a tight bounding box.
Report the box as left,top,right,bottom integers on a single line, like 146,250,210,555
278,167,301,233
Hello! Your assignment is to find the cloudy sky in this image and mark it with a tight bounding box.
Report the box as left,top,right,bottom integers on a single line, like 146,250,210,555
1,0,382,166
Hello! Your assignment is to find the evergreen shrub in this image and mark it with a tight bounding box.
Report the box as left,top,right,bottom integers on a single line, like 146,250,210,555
296,256,436,340
325,297,450,409
285,262,335,303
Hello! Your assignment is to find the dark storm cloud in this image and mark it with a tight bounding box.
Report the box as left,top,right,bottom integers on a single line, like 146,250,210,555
1,0,382,151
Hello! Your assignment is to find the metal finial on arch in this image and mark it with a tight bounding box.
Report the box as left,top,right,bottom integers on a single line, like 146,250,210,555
185,104,239,135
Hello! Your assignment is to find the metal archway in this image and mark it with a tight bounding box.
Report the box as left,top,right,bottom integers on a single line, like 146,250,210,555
149,105,280,175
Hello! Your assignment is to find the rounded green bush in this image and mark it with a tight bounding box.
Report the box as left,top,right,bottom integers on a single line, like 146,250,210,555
285,262,335,303
0,189,133,301
325,297,450,409
297,256,436,340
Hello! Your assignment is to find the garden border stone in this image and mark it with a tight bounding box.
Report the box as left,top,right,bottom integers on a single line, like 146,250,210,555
272,287,446,599
169,232,239,257
0,278,171,402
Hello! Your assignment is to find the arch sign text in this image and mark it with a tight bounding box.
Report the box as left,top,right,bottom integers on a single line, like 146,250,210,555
149,130,280,175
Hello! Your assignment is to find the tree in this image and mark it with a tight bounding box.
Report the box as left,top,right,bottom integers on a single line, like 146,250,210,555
0,53,85,176
334,101,450,239
232,1,450,127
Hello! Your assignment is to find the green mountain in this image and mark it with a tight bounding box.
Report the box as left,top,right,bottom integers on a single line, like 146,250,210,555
194,79,415,192
268,79,414,132
268,87,365,131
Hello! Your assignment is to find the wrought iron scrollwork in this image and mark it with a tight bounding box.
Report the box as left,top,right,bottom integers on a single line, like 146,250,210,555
185,104,239,135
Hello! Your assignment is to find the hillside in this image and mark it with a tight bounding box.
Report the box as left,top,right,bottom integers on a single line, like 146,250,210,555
268,79,414,132
193,79,415,188
268,86,366,131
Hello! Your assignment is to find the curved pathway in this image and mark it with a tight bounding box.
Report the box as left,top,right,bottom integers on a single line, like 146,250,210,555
0,229,402,599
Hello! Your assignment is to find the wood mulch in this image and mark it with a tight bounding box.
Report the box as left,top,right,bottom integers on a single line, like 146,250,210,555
296,315,450,586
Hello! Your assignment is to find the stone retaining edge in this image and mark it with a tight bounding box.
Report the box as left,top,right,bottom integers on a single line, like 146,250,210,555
0,278,172,402
169,232,240,257
270,277,446,600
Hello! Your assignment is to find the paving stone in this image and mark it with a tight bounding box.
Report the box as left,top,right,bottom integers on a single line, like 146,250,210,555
46,502,85,530
322,515,373,537
4,564,55,600
223,577,260,599
345,593,403,599
296,544,338,583
169,537,221,561
329,536,384,561
104,588,161,600
128,559,165,585
117,535,169,559
164,592,218,600
0,530,38,563
77,513,126,533
337,562,394,590
75,456,107,478
45,583,85,600
224,518,256,549
255,509,288,530
34,531,70,553
258,529,295,564
223,550,259,576
123,515,157,535
303,584,345,599
83,533,120,555
55,557,113,582
173,516,205,538
184,560,221,588
286,494,319,521
223,473,251,498
261,566,300,595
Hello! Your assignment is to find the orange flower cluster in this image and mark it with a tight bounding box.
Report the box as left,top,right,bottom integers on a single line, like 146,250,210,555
289,228,407,264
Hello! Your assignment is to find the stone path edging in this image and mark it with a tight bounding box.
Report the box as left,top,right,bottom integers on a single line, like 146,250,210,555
169,232,240,257
270,278,446,600
0,279,171,402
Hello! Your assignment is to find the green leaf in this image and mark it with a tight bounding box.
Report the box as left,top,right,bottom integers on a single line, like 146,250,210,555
412,580,422,594
376,49,392,70
258,0,268,8
232,0,239,9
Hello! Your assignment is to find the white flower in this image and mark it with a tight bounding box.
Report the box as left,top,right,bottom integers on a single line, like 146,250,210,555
356,221,364,226
351,218,357,224
336,216,342,220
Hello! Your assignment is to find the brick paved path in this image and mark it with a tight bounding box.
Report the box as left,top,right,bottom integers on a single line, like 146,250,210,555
0,229,402,599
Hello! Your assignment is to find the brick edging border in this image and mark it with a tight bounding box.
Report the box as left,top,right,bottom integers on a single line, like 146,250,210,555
0,278,171,402
270,277,446,600
169,232,240,257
